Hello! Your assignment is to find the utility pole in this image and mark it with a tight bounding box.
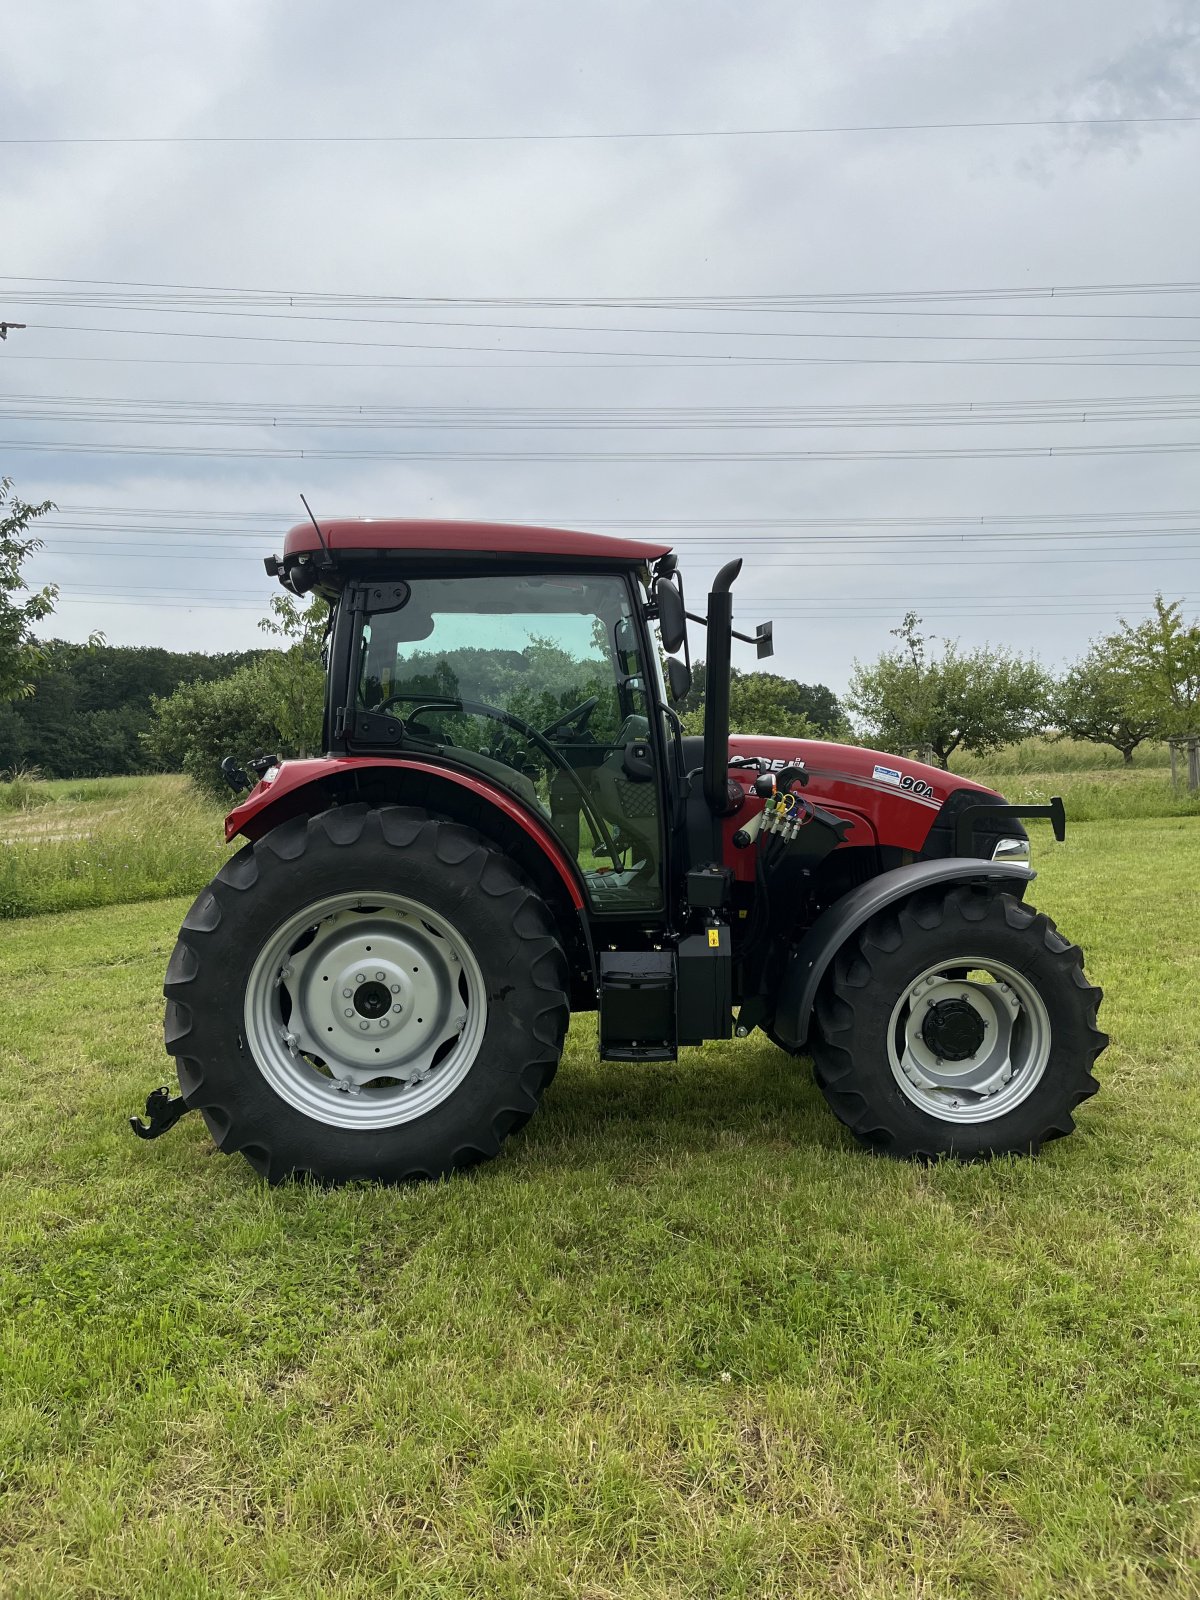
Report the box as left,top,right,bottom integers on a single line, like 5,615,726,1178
0,322,28,340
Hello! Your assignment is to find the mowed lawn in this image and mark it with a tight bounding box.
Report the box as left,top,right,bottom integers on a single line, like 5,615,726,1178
0,818,1197,1598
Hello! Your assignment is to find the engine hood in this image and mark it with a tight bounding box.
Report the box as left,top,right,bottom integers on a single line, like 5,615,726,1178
724,733,1001,855
728,734,997,802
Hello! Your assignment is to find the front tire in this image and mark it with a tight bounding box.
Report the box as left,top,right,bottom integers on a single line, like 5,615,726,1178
810,883,1107,1159
164,805,569,1184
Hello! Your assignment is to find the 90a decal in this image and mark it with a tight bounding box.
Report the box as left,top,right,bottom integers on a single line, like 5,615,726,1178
900,774,936,800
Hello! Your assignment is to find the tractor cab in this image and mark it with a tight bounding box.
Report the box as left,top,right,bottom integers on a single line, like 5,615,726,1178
270,518,686,920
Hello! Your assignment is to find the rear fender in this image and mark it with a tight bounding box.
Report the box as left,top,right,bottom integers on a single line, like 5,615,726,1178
225,756,585,910
770,858,1035,1050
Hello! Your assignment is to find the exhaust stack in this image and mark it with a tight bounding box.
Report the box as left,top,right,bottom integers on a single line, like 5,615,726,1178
702,558,743,816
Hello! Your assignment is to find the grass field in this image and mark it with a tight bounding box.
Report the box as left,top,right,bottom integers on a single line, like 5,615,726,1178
1,807,1198,1596
0,775,226,919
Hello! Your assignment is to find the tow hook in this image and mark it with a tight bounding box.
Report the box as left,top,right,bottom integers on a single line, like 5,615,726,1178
129,1086,193,1141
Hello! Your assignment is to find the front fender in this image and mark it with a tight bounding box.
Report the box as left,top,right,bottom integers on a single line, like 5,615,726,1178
771,858,1035,1050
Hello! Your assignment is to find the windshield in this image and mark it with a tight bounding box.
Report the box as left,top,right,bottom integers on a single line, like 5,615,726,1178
354,572,663,912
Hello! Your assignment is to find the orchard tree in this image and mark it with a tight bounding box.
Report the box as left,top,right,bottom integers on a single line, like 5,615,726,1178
0,478,57,701
1111,594,1200,742
678,663,843,737
847,612,1050,768
1052,643,1158,764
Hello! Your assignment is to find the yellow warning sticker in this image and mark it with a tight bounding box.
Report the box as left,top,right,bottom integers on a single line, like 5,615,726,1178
707,928,720,948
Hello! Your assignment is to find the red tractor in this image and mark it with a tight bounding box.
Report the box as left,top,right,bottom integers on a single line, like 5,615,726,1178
141,517,1106,1183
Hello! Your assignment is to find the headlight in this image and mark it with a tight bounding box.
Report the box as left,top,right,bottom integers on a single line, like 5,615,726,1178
991,836,1031,866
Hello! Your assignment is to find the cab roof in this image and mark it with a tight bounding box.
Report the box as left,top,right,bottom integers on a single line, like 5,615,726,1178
281,518,672,565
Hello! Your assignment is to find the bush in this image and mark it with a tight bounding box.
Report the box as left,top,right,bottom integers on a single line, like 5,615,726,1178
144,660,288,799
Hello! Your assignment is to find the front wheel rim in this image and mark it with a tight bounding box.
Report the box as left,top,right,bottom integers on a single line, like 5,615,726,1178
885,955,1052,1124
244,890,488,1131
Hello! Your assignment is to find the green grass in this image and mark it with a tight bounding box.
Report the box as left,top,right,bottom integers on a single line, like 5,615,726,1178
950,737,1174,776
949,741,1200,821
1,818,1197,1596
983,768,1200,823
0,775,227,919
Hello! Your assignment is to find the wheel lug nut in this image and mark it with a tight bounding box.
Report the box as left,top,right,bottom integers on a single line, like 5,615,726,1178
359,1021,370,1031
355,972,366,983
375,971,386,981
390,984,401,994
343,988,353,998
344,1008,354,1017
392,1004,402,1014
380,1019,389,1029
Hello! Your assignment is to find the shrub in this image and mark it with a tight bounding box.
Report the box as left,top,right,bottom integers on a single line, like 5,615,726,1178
144,660,287,799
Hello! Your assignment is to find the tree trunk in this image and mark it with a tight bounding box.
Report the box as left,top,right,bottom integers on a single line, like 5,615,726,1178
1188,736,1200,795
1170,741,1179,788
1121,746,1134,766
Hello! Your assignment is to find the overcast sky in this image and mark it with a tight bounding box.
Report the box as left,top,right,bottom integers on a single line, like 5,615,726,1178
2,0,1198,693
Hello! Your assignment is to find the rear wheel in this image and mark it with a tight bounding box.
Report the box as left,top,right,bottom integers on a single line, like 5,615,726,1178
810,883,1106,1159
164,804,569,1184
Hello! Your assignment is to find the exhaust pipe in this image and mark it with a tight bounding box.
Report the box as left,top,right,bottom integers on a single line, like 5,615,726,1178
702,558,743,815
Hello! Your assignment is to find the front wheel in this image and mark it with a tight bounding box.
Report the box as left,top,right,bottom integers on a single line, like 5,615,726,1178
163,805,569,1184
810,883,1107,1159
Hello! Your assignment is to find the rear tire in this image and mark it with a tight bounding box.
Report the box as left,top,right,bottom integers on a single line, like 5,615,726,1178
809,883,1106,1159
164,804,569,1184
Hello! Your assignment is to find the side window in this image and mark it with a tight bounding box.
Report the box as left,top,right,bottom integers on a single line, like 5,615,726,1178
354,574,664,912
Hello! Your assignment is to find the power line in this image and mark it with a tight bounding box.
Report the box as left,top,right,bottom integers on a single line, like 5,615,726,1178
11,300,1200,346
8,273,1200,309
45,503,1200,527
5,115,1200,146
19,319,1200,365
8,351,1199,372
10,390,1200,418
14,286,1200,327
7,438,1200,463
10,400,1200,436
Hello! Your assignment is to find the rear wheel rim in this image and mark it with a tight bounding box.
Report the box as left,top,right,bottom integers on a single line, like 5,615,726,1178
244,890,487,1131
885,955,1052,1124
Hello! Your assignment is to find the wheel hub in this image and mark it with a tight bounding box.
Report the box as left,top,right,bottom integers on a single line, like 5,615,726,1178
353,980,392,1019
921,996,987,1061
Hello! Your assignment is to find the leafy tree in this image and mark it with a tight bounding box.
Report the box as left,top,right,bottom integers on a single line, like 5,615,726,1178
257,593,329,756
847,613,1049,768
1052,643,1158,764
678,663,843,737
1111,594,1200,741
0,478,57,701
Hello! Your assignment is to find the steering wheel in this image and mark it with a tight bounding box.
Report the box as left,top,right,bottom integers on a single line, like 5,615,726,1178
369,692,625,871
541,695,599,740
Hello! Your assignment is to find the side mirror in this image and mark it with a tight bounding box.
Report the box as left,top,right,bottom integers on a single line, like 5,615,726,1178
667,656,692,703
656,578,687,654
